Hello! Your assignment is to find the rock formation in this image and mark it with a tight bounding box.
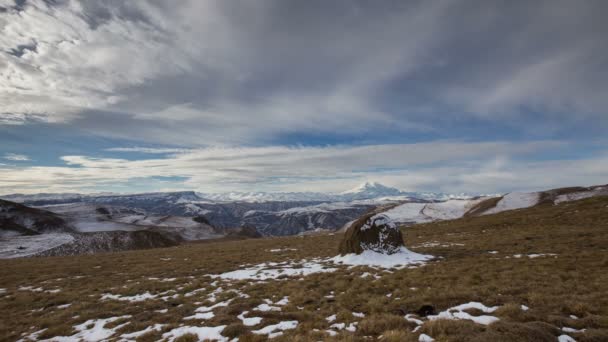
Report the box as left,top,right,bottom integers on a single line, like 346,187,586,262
338,212,404,255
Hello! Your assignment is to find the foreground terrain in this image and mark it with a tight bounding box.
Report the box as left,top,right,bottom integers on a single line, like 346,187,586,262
1,196,607,341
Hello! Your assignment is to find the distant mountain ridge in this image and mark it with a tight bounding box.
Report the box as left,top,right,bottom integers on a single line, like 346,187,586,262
1,182,472,204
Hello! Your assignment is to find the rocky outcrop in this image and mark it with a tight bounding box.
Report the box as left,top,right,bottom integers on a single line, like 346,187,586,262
338,213,404,255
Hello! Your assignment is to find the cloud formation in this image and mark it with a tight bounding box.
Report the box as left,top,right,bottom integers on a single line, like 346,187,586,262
3,153,30,161
1,1,606,194
1,0,607,145
4,140,607,195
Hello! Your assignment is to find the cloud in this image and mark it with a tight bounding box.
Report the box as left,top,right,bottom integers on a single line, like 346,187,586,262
3,153,30,161
1,1,606,145
4,140,605,195
105,147,191,154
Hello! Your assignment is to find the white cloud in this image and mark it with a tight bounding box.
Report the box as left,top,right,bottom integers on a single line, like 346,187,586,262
2,1,605,144
105,147,191,154
3,153,30,161
3,140,604,195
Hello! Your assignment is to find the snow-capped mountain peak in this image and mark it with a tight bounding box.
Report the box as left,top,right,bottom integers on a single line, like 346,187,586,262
342,181,398,193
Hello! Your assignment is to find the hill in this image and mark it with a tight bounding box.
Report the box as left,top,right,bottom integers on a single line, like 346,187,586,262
0,195,606,341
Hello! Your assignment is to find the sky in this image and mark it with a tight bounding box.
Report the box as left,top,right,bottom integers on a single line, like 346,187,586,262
1,0,607,195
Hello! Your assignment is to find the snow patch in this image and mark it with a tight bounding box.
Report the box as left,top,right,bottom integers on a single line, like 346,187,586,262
428,302,500,325
238,311,263,326
483,192,539,215
211,260,336,280
331,247,433,268
252,320,298,338
0,233,74,259
46,315,132,341
101,292,157,302
119,324,165,340
162,326,227,342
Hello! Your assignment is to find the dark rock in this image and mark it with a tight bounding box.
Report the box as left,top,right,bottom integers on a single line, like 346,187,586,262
193,215,212,225
338,212,404,255
416,305,436,317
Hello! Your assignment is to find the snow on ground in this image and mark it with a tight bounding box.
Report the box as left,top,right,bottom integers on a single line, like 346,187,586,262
483,192,539,215
268,248,298,252
119,324,165,341
428,302,500,325
419,333,435,342
43,315,132,341
162,326,227,342
211,259,337,280
421,198,487,221
382,198,488,224
411,241,465,248
184,311,215,320
382,202,429,223
331,247,433,269
558,335,577,342
0,233,74,259
252,320,298,338
101,292,157,302
238,311,263,326
555,187,608,204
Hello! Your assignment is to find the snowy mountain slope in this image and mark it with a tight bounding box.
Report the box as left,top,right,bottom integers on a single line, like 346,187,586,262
0,199,74,237
0,233,75,259
38,203,220,241
382,184,608,226
1,182,468,204
481,192,540,215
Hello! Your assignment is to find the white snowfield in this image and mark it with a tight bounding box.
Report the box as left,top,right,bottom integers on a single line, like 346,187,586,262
381,187,606,225
0,233,74,259
482,192,540,215
554,186,608,204
382,198,488,224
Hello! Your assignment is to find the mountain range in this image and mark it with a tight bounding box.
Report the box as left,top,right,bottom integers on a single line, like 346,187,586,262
1,182,606,258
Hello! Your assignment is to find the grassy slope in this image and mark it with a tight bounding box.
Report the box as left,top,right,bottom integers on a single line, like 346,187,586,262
0,197,607,341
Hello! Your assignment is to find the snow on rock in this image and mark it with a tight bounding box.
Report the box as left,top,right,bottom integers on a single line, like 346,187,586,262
211,260,336,280
483,192,539,215
0,233,74,259
238,311,263,326
339,213,405,255
428,302,500,325
252,320,298,338
326,314,337,322
331,247,433,269
162,326,227,342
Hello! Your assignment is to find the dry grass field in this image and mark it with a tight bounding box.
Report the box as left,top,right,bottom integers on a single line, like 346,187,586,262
1,196,607,341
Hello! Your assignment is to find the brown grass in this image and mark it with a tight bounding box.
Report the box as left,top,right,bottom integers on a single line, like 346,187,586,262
1,196,607,341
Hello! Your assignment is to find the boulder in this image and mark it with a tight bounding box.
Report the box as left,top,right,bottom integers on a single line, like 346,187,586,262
338,212,404,255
